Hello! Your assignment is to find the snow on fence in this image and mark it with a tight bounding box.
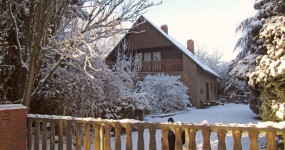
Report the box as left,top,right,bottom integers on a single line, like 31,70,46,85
27,114,285,150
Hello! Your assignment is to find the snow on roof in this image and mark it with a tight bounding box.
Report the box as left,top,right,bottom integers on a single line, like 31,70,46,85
0,104,27,111
142,16,221,78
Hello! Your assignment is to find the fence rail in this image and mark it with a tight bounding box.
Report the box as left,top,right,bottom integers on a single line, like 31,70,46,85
141,59,183,72
27,114,285,150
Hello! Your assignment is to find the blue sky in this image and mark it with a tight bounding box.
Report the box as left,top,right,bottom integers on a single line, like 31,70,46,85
144,0,256,61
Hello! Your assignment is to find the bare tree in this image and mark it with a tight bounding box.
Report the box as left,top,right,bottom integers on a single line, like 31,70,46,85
195,45,209,63
195,45,224,70
0,0,161,108
113,39,142,86
195,45,231,95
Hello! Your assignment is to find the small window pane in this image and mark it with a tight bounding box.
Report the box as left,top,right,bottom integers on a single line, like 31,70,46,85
144,53,151,61
153,51,161,61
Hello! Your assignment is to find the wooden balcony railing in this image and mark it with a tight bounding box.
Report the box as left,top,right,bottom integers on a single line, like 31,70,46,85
141,59,183,72
27,114,284,150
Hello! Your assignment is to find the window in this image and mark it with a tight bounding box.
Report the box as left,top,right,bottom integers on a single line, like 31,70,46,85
141,51,162,71
152,51,161,70
210,83,212,92
153,51,161,61
144,52,151,61
143,52,151,70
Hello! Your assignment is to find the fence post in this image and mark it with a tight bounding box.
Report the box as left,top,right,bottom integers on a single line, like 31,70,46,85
137,125,145,150
85,122,91,150
189,128,197,150
126,124,133,150
50,120,56,150
42,120,47,150
232,130,242,150
266,131,276,150
94,123,101,150
248,130,258,150
161,127,169,150
66,121,72,150
115,124,121,150
149,126,157,150
27,118,32,150
0,104,27,150
100,124,104,150
76,122,82,150
175,127,183,150
58,120,64,150
34,119,40,150
104,124,111,150
217,129,226,150
202,129,211,150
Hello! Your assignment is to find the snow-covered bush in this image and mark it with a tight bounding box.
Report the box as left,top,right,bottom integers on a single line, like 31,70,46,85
30,55,150,119
104,91,151,120
137,73,189,114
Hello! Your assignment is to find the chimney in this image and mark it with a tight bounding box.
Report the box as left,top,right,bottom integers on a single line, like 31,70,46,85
187,39,194,54
161,24,168,34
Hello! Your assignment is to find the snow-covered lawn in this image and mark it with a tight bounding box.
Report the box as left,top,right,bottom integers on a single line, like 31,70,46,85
111,103,266,150
145,103,258,124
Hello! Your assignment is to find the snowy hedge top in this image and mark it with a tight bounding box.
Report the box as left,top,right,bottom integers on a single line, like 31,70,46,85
142,16,221,79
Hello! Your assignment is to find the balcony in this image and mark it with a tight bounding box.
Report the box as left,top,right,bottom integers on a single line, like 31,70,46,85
141,59,183,72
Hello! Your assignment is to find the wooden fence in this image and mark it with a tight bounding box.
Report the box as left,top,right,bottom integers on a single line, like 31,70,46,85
27,114,285,150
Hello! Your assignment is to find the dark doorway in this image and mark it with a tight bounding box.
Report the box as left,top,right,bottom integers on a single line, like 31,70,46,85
206,82,209,101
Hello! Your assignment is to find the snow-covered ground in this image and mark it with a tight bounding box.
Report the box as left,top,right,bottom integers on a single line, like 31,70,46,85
110,103,266,150
145,103,258,124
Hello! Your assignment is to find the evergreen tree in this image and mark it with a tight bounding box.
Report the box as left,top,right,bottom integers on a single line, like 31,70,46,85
231,0,285,121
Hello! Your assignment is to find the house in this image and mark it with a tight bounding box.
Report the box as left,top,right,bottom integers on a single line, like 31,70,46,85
106,16,221,108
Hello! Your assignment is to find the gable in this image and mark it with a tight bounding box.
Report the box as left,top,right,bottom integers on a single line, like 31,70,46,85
125,21,172,49
143,17,221,79
106,16,220,79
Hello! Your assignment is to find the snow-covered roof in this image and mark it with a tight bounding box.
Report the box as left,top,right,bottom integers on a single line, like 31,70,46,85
141,16,221,79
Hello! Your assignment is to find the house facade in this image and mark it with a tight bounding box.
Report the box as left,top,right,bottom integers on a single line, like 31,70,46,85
106,16,220,108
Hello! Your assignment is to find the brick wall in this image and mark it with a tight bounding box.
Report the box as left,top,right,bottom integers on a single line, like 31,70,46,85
0,105,27,150
182,54,198,107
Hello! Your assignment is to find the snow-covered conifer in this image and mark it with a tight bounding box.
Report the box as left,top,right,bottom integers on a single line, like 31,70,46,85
231,0,285,121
